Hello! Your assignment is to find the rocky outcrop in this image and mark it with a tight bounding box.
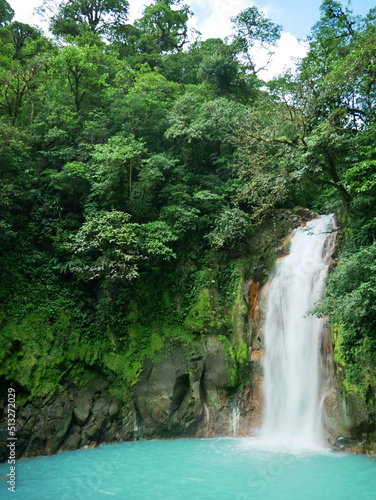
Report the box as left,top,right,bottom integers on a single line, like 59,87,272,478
0,336,253,461
133,336,251,439
317,223,376,454
0,379,130,461
320,325,376,453
133,346,198,437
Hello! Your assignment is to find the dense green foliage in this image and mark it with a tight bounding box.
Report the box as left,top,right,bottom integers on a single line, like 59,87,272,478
0,0,375,402
318,244,376,397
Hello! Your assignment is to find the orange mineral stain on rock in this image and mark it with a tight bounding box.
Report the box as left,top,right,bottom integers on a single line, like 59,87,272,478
250,349,264,362
246,374,264,431
248,280,260,326
277,234,292,259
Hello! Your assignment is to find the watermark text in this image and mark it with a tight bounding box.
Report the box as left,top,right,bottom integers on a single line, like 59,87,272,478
6,388,16,493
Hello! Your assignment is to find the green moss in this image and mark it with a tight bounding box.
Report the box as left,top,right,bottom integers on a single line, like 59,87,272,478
183,288,225,334
162,290,173,308
217,259,247,306
230,273,248,340
160,325,196,347
128,324,145,339
103,351,143,387
331,322,345,366
0,310,75,398
218,335,250,387
236,342,249,362
126,300,142,323
331,322,376,400
149,330,166,352
103,321,197,393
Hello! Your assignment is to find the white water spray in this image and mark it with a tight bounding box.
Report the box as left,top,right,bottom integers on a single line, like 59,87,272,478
260,215,335,449
203,403,210,438
229,397,240,437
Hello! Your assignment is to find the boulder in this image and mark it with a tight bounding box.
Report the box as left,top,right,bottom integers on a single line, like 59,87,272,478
73,392,92,426
134,346,192,436
322,386,372,450
64,425,82,451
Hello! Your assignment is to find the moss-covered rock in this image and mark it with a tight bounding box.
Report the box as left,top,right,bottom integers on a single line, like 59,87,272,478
183,288,225,334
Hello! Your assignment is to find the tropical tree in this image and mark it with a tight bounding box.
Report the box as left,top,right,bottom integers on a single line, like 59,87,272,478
67,210,140,282
232,6,282,49
0,0,14,27
0,61,44,126
166,91,248,174
135,0,194,53
236,1,375,217
40,0,129,39
51,44,108,114
7,22,48,62
89,134,146,212
231,6,282,71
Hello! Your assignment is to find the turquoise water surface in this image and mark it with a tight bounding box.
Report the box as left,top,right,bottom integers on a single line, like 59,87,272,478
1,438,375,499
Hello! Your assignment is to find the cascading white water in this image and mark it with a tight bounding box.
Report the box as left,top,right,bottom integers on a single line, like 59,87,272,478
260,214,335,449
229,397,240,437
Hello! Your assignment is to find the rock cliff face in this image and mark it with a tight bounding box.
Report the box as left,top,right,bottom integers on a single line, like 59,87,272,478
0,337,250,460
314,224,376,454
320,324,376,453
1,207,374,461
0,380,127,460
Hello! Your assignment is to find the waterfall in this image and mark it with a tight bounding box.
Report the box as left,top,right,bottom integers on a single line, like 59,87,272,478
203,403,210,438
260,214,336,449
229,397,240,437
